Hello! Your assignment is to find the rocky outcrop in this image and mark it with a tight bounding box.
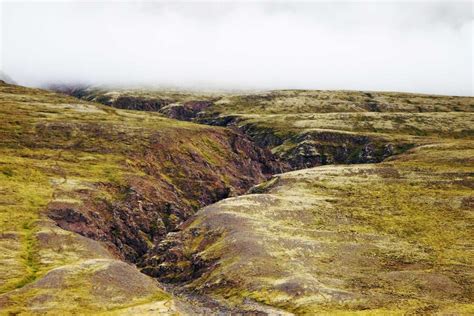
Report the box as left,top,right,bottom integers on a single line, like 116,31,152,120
160,101,214,121
197,115,413,170
112,96,170,111
45,127,283,263
278,131,410,169
140,228,219,283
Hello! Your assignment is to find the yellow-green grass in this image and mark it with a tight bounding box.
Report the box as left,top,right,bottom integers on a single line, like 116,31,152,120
72,88,474,114
73,88,474,168
95,87,473,314
211,90,473,114
0,145,130,288
1,259,177,315
0,82,227,313
228,112,473,138
158,140,473,314
3,82,473,314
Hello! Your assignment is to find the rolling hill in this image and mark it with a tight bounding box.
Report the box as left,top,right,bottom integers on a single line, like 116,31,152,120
1,82,472,314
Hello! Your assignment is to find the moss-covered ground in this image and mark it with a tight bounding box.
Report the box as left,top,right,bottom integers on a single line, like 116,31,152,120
2,83,473,314
0,82,270,314
132,88,472,314
69,87,473,168
158,139,473,314
0,83,188,313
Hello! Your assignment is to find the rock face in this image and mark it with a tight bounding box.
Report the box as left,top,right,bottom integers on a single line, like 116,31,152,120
45,127,283,263
213,118,412,170
53,85,216,120
112,95,170,111
160,100,214,121
140,229,220,283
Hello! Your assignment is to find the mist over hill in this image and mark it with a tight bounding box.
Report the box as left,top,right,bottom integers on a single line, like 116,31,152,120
2,1,473,95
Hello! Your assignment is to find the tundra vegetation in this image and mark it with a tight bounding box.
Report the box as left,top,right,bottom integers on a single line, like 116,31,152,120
0,82,278,314
0,81,472,314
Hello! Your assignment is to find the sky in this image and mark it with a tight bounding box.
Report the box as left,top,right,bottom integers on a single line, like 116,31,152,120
1,0,473,96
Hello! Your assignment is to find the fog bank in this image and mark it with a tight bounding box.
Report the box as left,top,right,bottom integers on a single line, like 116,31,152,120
1,1,473,96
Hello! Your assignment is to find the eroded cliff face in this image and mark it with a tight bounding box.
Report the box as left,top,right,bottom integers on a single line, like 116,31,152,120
57,87,472,170
44,127,282,263
199,116,414,170
0,82,282,314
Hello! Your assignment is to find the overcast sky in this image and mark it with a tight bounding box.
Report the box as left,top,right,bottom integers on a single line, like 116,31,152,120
1,1,472,95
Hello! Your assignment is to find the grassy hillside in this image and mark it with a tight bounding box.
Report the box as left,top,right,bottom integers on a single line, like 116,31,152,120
147,140,474,314
104,89,474,314
0,82,278,314
3,82,473,314
61,87,473,169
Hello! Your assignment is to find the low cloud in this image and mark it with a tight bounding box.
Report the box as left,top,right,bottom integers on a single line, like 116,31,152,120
1,1,472,95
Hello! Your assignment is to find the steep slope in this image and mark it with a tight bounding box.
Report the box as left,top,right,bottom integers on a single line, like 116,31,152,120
59,87,473,169
0,82,280,313
145,140,474,314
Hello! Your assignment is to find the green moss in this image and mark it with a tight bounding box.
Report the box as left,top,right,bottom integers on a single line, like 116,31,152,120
164,140,473,314
15,221,41,289
0,151,53,293
2,82,473,314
